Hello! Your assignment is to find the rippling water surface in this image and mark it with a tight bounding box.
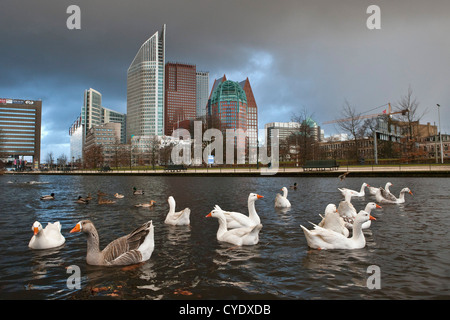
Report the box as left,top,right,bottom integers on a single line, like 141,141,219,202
0,174,449,300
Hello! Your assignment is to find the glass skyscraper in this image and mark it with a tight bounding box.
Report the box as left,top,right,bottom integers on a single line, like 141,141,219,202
196,71,209,118
127,24,166,142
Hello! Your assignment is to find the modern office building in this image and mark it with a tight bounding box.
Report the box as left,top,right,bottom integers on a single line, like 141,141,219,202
206,75,259,150
69,115,84,162
196,71,209,118
102,107,126,144
0,98,42,168
239,78,258,148
265,119,321,147
164,62,197,136
70,88,126,161
209,79,248,133
127,24,166,142
81,88,103,136
84,122,121,165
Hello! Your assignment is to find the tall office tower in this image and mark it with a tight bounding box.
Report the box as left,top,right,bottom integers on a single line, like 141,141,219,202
239,78,258,148
196,71,209,118
209,79,248,133
127,24,166,142
207,75,258,146
81,88,103,137
69,115,84,162
70,88,126,161
164,62,197,136
0,98,42,167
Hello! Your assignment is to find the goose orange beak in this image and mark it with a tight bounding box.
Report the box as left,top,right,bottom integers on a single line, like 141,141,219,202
369,215,376,221
376,204,382,209
33,227,39,235
409,191,413,195
205,212,212,218
70,223,81,233
257,194,264,199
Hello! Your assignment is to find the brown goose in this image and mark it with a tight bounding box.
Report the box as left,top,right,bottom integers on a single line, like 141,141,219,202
70,220,154,266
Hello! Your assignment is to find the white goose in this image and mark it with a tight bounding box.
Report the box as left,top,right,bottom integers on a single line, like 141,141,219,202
28,221,66,249
164,196,190,226
338,201,381,229
300,210,376,250
215,193,263,229
274,187,291,208
318,204,349,237
206,208,262,246
375,187,413,204
368,182,393,195
338,182,370,198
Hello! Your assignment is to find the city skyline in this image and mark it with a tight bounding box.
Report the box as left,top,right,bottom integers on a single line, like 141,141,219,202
1,0,449,160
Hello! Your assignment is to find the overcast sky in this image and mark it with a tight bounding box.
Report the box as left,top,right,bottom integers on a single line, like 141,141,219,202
1,0,449,159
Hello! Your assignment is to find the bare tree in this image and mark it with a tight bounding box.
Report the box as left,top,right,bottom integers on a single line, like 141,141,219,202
290,108,317,165
46,152,54,169
395,86,427,140
57,154,68,168
395,86,427,162
83,145,104,169
336,100,364,161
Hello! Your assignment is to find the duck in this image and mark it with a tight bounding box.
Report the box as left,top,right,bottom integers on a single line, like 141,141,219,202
114,193,124,199
70,220,154,266
164,196,190,226
338,182,370,198
214,193,263,229
98,196,116,204
28,221,65,249
338,202,381,229
300,210,376,250
97,190,107,197
135,200,156,208
290,183,298,189
76,196,89,204
368,182,392,195
206,208,262,246
133,187,144,195
375,187,413,204
40,193,55,200
318,204,349,237
274,187,291,208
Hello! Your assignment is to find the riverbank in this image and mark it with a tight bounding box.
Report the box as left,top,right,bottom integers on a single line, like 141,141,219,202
3,164,450,177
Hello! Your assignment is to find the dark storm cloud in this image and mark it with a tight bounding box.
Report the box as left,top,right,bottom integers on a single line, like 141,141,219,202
1,0,449,157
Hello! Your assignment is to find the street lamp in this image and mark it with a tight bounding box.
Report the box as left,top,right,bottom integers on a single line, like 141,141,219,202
437,104,444,164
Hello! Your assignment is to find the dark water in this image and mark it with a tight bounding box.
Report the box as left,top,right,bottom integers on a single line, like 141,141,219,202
0,174,449,300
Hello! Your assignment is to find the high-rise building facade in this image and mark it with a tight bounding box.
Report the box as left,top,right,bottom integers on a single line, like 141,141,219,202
70,88,126,161
209,79,248,133
207,75,258,149
196,71,209,118
0,98,42,167
164,62,197,136
102,107,126,144
239,78,258,148
127,24,166,142
81,88,103,136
